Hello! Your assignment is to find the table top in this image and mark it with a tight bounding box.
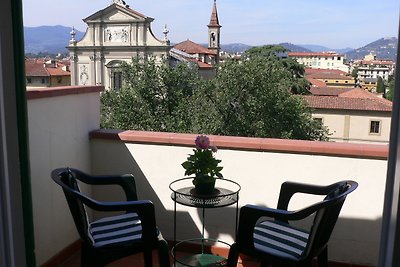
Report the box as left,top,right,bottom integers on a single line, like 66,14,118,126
170,178,240,208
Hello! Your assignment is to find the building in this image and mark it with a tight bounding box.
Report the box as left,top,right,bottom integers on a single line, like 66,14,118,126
169,47,215,78
288,52,349,73
25,58,71,88
351,53,396,90
305,70,355,88
305,88,392,144
172,0,221,74
68,0,170,89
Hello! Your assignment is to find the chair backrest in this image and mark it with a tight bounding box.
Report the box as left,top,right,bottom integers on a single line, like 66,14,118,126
303,180,358,259
51,168,92,244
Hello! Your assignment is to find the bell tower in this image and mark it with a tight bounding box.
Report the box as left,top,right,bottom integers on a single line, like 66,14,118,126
208,0,221,64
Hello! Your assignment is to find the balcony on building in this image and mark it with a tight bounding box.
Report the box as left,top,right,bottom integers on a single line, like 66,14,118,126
27,85,388,267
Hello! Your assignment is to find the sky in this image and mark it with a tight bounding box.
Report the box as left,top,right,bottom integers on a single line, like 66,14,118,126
22,0,400,49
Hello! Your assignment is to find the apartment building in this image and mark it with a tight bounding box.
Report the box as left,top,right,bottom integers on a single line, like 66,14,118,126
288,52,349,73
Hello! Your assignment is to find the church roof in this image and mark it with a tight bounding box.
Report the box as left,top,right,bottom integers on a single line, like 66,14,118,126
208,0,221,27
84,3,151,22
174,40,216,55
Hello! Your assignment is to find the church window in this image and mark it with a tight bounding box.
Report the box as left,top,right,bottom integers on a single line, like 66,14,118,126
112,71,122,90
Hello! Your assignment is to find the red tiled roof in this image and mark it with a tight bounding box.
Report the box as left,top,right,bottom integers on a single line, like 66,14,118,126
25,59,70,77
304,95,392,112
195,60,213,69
307,77,327,88
305,68,347,76
304,88,392,112
310,87,353,96
46,67,70,76
288,52,344,57
25,60,49,77
174,40,216,55
307,72,353,80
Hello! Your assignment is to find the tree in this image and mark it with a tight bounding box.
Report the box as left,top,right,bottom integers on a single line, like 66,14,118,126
101,51,328,141
386,78,395,101
244,45,311,95
376,76,385,94
200,57,327,140
101,57,201,132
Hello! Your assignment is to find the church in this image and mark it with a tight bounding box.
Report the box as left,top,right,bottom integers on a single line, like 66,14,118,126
68,0,221,89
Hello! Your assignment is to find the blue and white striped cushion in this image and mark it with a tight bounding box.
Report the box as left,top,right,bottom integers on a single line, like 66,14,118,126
253,220,309,260
90,212,142,247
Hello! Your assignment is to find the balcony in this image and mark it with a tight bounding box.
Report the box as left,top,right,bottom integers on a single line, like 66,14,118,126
29,86,387,267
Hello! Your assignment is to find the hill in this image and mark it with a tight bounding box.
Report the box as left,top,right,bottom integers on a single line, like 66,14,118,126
298,44,354,54
345,37,397,61
23,26,397,61
24,25,85,54
278,43,311,52
220,43,252,53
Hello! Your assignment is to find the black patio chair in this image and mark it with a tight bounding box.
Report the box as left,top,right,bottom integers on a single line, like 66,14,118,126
51,167,170,267
227,180,358,267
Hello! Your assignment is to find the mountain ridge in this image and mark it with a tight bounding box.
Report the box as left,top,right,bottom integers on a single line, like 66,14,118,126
23,25,397,61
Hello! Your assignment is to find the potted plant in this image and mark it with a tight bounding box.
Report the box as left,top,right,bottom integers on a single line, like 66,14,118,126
182,135,223,195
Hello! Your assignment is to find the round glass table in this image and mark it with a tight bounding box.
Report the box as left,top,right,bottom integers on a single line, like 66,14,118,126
170,178,241,267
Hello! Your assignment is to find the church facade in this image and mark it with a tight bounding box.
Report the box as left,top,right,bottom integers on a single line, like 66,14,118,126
68,0,221,88
68,0,170,89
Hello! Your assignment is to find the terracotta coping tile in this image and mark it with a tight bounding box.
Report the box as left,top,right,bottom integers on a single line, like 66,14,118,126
90,130,388,160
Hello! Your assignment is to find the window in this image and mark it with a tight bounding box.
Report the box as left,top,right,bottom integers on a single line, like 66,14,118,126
41,78,46,84
112,71,122,90
106,60,123,90
370,120,381,134
27,78,31,83
313,117,323,126
337,56,341,60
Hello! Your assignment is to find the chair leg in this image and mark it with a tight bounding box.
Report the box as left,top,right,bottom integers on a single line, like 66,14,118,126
81,245,106,267
144,249,153,267
227,243,239,267
317,247,328,267
157,239,171,267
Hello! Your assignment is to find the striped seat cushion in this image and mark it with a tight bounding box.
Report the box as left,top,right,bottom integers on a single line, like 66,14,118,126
253,220,310,260
90,212,142,247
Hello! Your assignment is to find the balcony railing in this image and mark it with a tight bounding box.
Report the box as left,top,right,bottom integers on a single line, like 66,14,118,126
28,86,386,267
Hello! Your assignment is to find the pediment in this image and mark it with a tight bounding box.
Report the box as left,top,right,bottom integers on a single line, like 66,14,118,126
84,4,147,23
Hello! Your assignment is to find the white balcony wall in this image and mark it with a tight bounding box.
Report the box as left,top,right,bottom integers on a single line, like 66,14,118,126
27,86,102,266
26,85,387,266
90,134,387,267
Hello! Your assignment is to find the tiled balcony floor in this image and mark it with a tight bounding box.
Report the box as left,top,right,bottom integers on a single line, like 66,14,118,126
58,250,262,267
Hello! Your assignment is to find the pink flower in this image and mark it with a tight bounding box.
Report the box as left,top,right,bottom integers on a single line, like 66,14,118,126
195,135,210,150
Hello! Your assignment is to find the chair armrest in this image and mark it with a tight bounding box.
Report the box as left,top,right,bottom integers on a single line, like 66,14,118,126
75,191,158,243
72,168,138,201
277,181,341,210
